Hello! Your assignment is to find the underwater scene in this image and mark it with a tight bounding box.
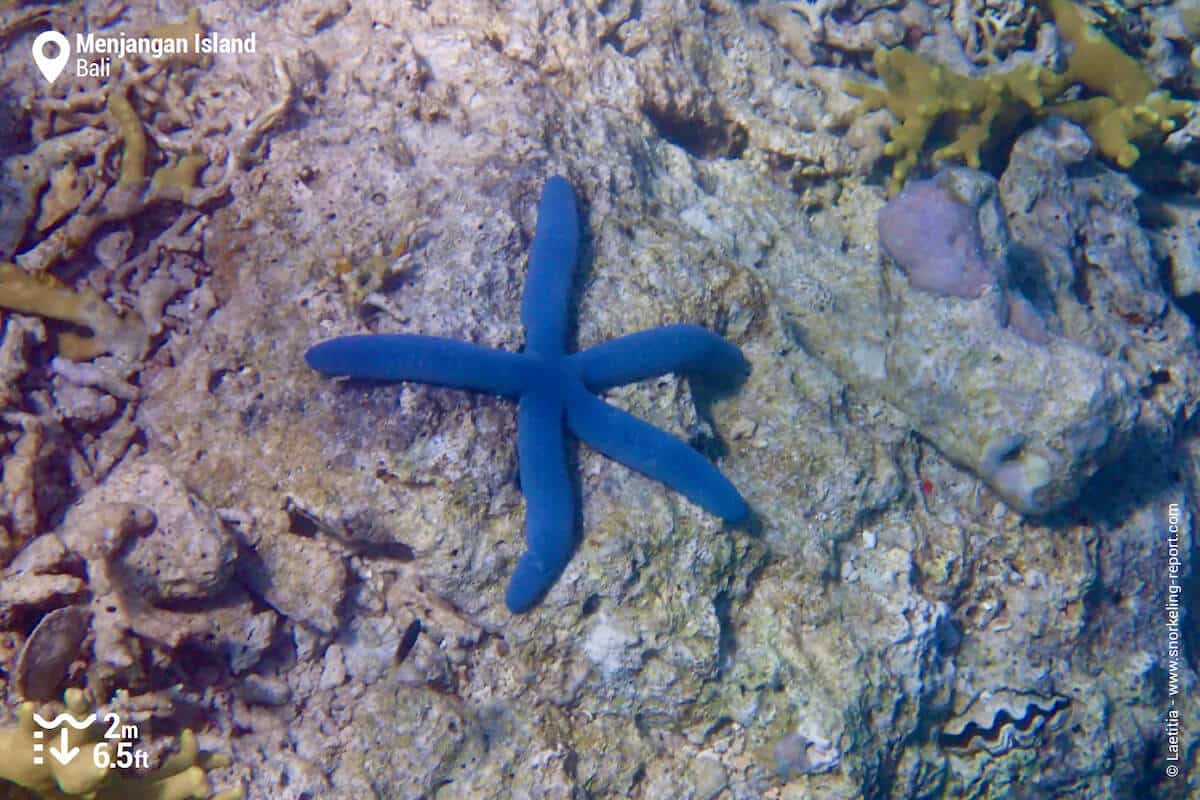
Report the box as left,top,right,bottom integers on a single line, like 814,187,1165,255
0,0,1198,797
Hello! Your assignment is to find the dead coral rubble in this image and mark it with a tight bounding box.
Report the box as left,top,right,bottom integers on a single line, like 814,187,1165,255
951,0,1039,67
0,10,294,363
0,9,296,731
0,449,355,711
0,9,293,634
0,458,275,697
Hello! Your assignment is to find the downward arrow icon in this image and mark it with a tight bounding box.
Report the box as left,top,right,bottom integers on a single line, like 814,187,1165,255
49,728,79,765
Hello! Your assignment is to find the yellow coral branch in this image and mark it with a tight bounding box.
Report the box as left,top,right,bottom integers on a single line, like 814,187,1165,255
0,262,148,361
844,0,1194,191
107,85,147,190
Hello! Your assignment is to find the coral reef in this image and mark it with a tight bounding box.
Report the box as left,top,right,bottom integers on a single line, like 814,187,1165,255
796,164,1139,514
844,0,1194,191
227,506,347,636
1043,0,1193,168
876,171,1050,344
1153,197,1200,299
0,456,283,696
1000,118,1200,439
0,6,292,377
951,0,1039,66
0,0,294,739
0,7,295,691
845,49,1059,192
1,0,1197,798
754,0,914,67
133,0,1200,793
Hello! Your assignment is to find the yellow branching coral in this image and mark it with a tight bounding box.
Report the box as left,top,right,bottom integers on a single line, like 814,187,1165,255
1042,0,1192,168
0,262,147,362
845,0,1194,191
106,86,148,191
146,9,209,68
0,689,242,799
106,83,210,207
845,50,1060,192
149,155,210,206
34,165,85,233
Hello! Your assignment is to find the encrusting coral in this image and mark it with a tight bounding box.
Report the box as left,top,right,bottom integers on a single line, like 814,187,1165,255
0,688,241,799
845,0,1194,191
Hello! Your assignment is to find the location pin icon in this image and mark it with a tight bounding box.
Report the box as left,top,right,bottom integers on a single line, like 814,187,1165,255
32,30,70,84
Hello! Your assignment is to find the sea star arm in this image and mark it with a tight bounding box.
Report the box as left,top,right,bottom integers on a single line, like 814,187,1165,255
565,384,748,522
568,324,750,391
506,390,575,613
521,175,580,358
305,334,532,397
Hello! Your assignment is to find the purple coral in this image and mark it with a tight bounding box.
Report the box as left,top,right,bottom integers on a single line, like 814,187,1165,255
877,174,1051,344
877,178,999,298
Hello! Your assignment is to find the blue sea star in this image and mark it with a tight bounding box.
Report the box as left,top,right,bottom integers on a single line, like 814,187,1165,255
306,177,750,612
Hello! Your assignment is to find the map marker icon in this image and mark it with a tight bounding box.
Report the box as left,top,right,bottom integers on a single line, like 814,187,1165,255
32,31,69,84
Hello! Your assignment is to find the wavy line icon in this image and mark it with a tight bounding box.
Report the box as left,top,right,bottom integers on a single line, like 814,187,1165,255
33,712,96,730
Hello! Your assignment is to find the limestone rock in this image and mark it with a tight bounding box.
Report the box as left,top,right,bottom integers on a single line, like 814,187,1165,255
97,456,238,603
1000,118,1200,436
234,510,347,635
780,165,1140,514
